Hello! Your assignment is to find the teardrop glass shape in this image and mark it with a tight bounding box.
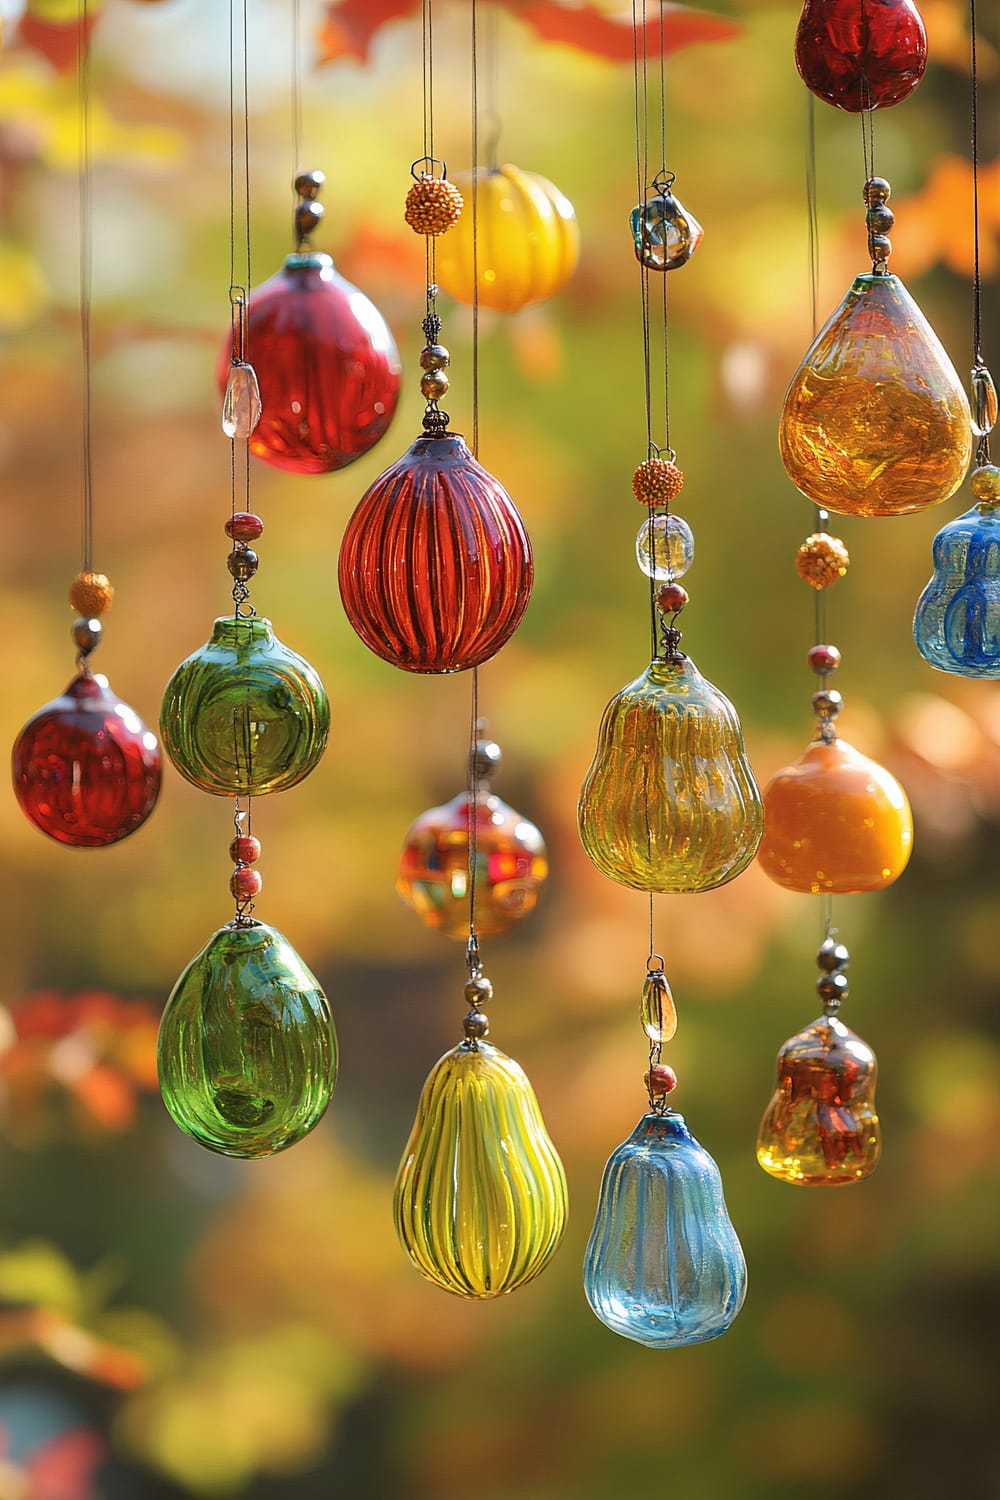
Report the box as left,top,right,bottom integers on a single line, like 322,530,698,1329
338,432,533,674
779,274,972,516
216,253,401,474
635,513,694,581
757,737,913,893
397,791,548,940
11,672,161,847
794,0,927,112
393,1040,568,1298
630,190,704,270
160,617,329,796
577,654,763,893
640,971,677,1044
221,361,262,439
914,506,1000,677
757,1014,880,1185
157,920,337,1158
584,1112,747,1348
972,365,998,438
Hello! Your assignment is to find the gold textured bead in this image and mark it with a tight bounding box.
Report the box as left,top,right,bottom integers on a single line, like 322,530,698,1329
970,465,1000,505
632,458,684,507
404,176,464,237
68,571,114,615
795,533,850,590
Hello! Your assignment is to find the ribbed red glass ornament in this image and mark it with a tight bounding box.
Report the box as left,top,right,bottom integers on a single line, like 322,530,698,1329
217,253,401,475
795,0,927,111
12,673,161,847
338,432,533,673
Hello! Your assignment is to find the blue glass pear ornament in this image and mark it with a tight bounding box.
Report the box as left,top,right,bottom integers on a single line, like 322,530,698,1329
584,1112,747,1348
913,466,1000,677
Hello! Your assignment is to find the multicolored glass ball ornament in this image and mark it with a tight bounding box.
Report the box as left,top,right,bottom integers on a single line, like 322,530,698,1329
160,616,329,796
433,163,580,313
578,653,763,893
584,1112,747,1348
631,179,704,271
338,432,533,674
12,672,161,847
913,467,1000,677
794,0,927,112
157,919,337,1159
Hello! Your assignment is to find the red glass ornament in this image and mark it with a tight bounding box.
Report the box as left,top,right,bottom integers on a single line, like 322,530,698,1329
795,0,927,112
338,432,533,673
217,253,401,475
12,673,161,847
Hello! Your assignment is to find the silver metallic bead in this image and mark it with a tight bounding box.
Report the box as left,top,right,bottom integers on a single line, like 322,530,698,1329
817,971,849,1004
812,689,843,720
72,616,102,654
463,1009,490,1039
472,739,502,783
817,938,850,972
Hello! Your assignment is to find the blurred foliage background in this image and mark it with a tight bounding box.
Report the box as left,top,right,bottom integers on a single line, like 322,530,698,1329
0,0,998,1495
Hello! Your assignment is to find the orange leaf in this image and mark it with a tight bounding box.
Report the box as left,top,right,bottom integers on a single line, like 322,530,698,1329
510,1,742,60
317,0,419,64
888,154,1000,281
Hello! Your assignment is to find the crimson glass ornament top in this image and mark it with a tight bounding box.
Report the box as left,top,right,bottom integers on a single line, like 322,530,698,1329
11,672,161,847
338,432,533,674
217,252,401,475
795,0,927,112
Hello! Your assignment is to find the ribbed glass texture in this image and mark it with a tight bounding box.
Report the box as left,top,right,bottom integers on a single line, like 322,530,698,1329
779,275,971,516
794,0,927,111
577,654,763,893
12,672,161,847
160,617,329,796
913,507,1000,677
216,253,401,474
157,920,337,1159
757,1014,880,1185
393,1041,568,1299
338,433,533,674
584,1112,747,1349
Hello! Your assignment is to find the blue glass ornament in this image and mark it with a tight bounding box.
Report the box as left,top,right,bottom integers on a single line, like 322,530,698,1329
913,506,1000,677
583,1112,747,1348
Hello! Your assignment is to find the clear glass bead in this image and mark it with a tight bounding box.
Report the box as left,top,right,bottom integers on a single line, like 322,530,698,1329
635,513,694,580
222,361,263,439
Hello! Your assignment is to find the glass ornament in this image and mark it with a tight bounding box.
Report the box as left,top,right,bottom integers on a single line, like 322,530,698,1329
913,506,1000,677
641,970,677,1044
971,365,998,438
757,737,913,893
160,617,329,796
794,0,927,112
584,1112,747,1348
779,274,972,516
393,1040,568,1298
578,654,763,893
221,361,262,439
635,513,694,581
11,672,161,847
215,252,401,474
338,432,533,674
157,920,336,1158
631,189,704,271
757,1014,880,1185
433,164,580,313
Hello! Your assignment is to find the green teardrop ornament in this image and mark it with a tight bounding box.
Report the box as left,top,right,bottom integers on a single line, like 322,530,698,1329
157,920,337,1158
160,617,329,796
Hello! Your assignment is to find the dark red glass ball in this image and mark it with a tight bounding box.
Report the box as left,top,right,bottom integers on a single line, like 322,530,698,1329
338,432,533,674
795,0,927,111
12,673,161,847
217,253,401,475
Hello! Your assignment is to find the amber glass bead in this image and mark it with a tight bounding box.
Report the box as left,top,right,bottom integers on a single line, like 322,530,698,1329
641,970,677,1044
632,457,684,506
970,465,1000,505
796,533,850,590
757,737,913,894
656,582,688,614
757,1014,880,1185
404,175,464,236
68,571,114,616
972,366,998,438
794,0,927,112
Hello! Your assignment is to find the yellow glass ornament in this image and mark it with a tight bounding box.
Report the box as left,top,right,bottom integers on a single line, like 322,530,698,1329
779,273,972,516
640,968,677,1044
394,1040,568,1299
578,654,763,893
433,163,580,313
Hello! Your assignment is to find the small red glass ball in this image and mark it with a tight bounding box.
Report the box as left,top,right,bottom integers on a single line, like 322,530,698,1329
656,582,689,614
795,0,927,112
229,834,262,865
226,512,264,543
808,644,842,675
646,1064,678,1096
230,866,263,901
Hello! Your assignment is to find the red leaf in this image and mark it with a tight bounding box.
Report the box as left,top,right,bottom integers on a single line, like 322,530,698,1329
318,0,419,64
508,1,742,60
16,10,101,72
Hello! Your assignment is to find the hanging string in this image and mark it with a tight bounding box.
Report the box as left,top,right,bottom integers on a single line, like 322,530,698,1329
228,0,252,526
77,0,94,574
422,0,438,297
291,0,302,178
466,0,482,971
968,0,992,467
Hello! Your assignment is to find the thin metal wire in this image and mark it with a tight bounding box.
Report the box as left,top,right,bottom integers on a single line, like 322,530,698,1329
970,0,982,365
466,0,482,963
78,0,94,573
292,0,302,177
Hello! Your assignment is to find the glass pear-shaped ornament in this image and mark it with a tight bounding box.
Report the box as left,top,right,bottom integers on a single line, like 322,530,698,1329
394,1038,568,1298
794,0,927,112
757,1014,880,1185
160,617,329,796
12,671,161,847
913,467,1000,677
779,273,972,516
631,180,703,271
578,653,763,893
338,431,533,673
584,1112,747,1348
158,919,337,1158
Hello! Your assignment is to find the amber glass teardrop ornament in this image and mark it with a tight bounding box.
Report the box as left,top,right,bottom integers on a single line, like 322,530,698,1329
12,673,161,847
640,970,677,1044
394,1040,568,1298
779,274,972,516
158,920,337,1158
757,1014,880,1185
338,432,533,674
794,0,927,112
757,737,913,894
578,654,763,893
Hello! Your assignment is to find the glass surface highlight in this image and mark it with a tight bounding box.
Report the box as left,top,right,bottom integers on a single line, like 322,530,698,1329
913,506,1000,677
794,0,927,111
635,513,694,581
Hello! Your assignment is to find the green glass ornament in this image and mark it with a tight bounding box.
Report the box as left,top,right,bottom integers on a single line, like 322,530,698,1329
157,920,337,1158
160,617,329,796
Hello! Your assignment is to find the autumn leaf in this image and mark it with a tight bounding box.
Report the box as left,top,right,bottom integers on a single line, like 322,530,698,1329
885,153,1000,281
511,1,742,60
318,0,418,64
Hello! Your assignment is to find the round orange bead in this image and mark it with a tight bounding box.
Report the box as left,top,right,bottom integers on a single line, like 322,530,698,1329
404,176,464,237
795,533,850,590
645,1064,678,1096
656,582,689,614
632,458,684,507
68,571,114,616
230,866,262,902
